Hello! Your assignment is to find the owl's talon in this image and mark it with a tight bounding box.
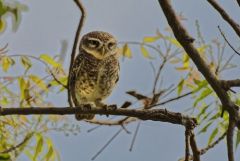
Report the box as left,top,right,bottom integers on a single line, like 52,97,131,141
108,104,117,110
82,104,92,111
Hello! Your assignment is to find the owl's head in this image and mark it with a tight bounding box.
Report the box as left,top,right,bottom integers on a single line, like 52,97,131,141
80,31,118,60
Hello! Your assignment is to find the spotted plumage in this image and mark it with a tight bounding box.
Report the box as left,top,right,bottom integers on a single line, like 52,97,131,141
69,31,120,120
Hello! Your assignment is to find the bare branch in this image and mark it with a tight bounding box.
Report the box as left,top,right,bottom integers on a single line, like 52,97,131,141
67,0,86,107
207,0,240,37
0,107,197,127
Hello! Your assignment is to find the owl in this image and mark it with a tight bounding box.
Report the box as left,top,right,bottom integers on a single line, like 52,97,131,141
69,31,120,120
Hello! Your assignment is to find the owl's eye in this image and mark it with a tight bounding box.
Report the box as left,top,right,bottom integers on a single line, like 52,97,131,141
108,42,116,50
87,39,100,48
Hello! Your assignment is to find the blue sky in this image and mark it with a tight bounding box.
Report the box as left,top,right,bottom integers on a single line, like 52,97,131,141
1,0,240,161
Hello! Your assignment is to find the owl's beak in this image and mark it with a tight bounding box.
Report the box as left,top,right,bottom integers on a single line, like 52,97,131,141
101,47,106,55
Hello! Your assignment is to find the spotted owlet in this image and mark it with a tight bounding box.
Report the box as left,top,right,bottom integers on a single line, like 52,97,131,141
69,31,120,120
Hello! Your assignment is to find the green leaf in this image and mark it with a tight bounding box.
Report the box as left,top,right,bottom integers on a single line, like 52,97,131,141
235,130,240,150
122,44,132,58
29,75,48,91
143,35,161,43
198,121,212,135
197,104,211,120
40,54,60,68
140,45,154,59
193,80,208,93
177,78,185,95
208,127,218,145
0,153,11,160
34,134,44,160
193,87,212,107
20,56,32,72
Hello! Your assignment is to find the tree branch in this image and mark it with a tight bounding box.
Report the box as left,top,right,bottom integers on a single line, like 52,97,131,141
189,132,201,161
185,129,191,161
67,0,86,107
227,118,236,161
207,0,240,38
200,131,227,155
157,0,239,127
218,26,240,56
220,79,240,90
0,107,197,127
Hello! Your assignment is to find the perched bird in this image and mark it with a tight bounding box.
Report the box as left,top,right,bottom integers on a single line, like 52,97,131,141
69,31,120,120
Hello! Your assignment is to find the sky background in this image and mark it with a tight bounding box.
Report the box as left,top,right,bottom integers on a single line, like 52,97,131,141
1,0,240,161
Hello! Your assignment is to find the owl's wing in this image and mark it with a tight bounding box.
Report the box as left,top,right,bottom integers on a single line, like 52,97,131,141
69,54,84,107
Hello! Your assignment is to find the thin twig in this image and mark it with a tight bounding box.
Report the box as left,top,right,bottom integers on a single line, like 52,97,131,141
91,128,122,160
153,91,193,107
0,133,33,154
217,26,240,56
200,131,226,155
129,121,141,151
207,0,240,37
67,0,86,107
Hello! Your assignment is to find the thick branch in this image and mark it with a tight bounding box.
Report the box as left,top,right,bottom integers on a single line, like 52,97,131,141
67,0,86,107
227,119,236,161
221,79,240,90
207,0,240,37
0,107,197,127
158,0,239,124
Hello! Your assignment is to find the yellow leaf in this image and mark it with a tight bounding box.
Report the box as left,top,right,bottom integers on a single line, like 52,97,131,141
21,56,32,71
140,45,154,59
175,67,189,71
40,54,60,67
29,75,48,91
50,76,67,86
1,56,15,72
183,53,190,68
0,19,6,33
143,35,161,43
165,36,182,48
197,45,208,54
122,44,132,58
18,77,30,100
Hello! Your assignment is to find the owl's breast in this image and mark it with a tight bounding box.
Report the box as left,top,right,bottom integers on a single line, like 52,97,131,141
75,55,119,103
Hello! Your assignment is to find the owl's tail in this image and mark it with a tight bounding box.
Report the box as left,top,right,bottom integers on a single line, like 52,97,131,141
75,114,95,120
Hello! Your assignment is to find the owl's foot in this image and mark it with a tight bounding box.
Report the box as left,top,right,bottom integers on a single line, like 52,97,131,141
75,104,95,121
105,104,117,111
103,104,117,117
